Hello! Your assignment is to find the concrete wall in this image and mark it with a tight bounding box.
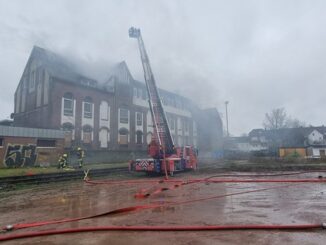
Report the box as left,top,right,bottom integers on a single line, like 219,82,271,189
67,149,148,165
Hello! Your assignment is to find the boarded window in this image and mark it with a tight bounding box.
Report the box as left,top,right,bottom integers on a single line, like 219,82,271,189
120,135,128,145
83,132,92,143
119,128,128,145
83,125,92,144
136,112,142,126
37,139,56,147
120,108,129,124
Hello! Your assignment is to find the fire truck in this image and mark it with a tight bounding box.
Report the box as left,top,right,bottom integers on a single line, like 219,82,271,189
128,27,198,176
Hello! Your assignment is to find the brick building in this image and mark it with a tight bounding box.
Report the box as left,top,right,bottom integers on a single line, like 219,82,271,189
13,46,223,153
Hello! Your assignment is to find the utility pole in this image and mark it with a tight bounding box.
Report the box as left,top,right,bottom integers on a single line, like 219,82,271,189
225,101,229,137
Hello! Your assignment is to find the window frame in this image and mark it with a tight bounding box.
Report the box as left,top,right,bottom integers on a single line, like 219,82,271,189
83,101,93,118
136,112,142,126
36,139,56,148
29,70,35,91
169,118,175,130
120,108,129,124
63,96,74,116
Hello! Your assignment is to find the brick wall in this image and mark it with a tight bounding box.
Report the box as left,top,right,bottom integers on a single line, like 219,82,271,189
0,136,64,168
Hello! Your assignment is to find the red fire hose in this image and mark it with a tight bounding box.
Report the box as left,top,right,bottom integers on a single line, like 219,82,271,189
1,171,325,242
1,183,300,232
0,223,324,242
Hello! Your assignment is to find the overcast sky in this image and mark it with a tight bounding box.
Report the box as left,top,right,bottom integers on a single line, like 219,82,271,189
1,0,326,135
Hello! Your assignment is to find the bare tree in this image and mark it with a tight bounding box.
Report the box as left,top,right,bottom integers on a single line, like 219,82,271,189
263,108,305,129
263,108,288,130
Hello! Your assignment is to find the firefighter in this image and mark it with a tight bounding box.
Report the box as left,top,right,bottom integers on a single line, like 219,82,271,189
76,147,85,168
58,153,68,169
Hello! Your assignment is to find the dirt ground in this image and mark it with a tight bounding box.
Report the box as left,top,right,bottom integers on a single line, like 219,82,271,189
1,170,326,244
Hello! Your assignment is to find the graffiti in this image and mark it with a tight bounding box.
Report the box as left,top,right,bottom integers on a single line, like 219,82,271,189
4,144,37,168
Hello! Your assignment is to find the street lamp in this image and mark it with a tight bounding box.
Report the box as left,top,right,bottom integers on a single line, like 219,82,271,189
225,101,229,137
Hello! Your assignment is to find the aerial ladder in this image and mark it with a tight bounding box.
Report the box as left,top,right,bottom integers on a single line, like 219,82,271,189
128,27,197,176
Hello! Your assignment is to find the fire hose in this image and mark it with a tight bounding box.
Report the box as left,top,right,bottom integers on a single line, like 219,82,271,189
0,183,306,232
1,172,326,241
0,224,325,242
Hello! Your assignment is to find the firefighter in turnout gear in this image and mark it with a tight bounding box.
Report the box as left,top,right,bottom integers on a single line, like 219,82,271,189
76,147,85,168
58,153,68,169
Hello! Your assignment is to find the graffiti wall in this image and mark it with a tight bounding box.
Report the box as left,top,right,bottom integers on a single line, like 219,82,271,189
4,144,38,168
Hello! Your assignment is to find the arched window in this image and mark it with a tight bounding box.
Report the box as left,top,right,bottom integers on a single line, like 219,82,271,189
136,130,143,144
63,92,74,116
83,96,93,118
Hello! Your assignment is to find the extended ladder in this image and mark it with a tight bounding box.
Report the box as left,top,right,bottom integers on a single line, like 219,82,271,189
129,27,175,155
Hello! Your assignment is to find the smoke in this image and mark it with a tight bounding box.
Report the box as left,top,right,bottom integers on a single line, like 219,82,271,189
1,0,326,134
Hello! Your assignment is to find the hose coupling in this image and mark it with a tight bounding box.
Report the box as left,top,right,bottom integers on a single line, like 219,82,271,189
5,225,14,231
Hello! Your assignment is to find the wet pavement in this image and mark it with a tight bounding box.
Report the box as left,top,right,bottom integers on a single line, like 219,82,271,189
1,171,326,244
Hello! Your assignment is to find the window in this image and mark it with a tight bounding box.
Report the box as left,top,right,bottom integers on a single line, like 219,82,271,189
83,125,92,144
37,139,56,147
137,88,142,98
83,97,93,118
185,136,189,145
136,130,143,144
136,112,142,126
142,89,147,100
100,101,109,121
184,120,189,132
120,108,129,124
63,93,74,116
119,128,128,145
62,122,74,148
0,138,3,147
29,71,35,91
169,118,175,130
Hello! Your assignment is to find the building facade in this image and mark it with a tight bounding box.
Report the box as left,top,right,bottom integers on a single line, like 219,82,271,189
13,46,223,152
